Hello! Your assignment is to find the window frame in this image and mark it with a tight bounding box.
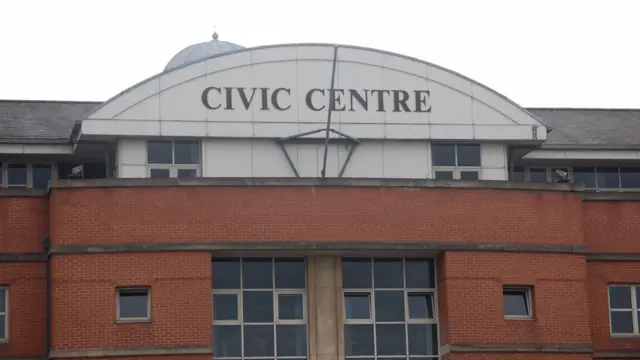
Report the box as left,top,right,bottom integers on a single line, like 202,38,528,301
431,143,481,181
116,287,151,323
503,286,533,320
0,163,54,189
0,286,7,343
145,139,202,179
608,284,640,336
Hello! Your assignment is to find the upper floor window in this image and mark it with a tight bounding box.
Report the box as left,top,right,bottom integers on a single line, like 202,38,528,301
146,140,201,179
0,286,7,342
511,166,640,191
609,285,640,335
0,163,52,189
431,143,481,180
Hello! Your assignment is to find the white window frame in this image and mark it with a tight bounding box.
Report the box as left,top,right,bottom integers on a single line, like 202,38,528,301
0,163,54,189
0,286,7,343
503,286,533,320
116,287,151,322
431,143,481,180
145,140,202,179
608,284,640,336
342,257,439,360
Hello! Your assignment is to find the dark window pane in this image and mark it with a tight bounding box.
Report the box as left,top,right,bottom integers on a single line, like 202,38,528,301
460,171,479,180
243,325,274,357
212,259,240,289
7,164,27,186
344,324,374,356
611,311,634,334
276,324,307,357
342,258,372,289
0,288,5,311
118,289,149,319
243,258,273,289
376,324,406,355
177,168,197,179
405,259,435,288
373,259,403,288
150,168,170,178
275,258,305,289
408,324,438,355
213,294,238,321
213,325,242,357
503,289,529,316
375,291,405,322
620,167,640,189
457,144,481,166
174,141,200,164
551,168,569,182
278,293,303,320
434,171,453,180
408,293,434,319
147,141,173,164
636,288,640,308
243,291,273,323
609,286,632,309
345,293,371,320
432,144,456,166
32,164,51,189
573,167,596,188
528,168,547,182
511,166,526,182
597,167,620,188
0,314,4,340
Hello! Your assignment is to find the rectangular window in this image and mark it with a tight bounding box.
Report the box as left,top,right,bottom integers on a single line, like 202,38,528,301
510,166,526,182
342,258,438,360
0,163,54,189
0,287,6,342
146,140,201,178
620,167,640,189
609,285,640,335
32,164,52,189
212,257,308,360
117,287,150,322
431,143,481,180
503,286,533,319
7,164,27,187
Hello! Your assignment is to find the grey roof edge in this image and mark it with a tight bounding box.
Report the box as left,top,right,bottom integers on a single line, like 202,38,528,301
81,43,551,130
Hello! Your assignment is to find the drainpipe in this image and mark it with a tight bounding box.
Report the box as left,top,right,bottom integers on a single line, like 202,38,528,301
43,235,51,360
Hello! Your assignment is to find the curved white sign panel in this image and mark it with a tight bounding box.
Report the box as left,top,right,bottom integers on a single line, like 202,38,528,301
82,44,546,141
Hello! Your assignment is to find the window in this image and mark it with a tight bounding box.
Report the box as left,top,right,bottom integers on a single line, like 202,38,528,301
431,143,481,180
146,140,201,178
212,258,307,360
117,287,150,322
0,163,52,189
609,285,640,335
503,286,532,318
342,258,438,360
0,287,6,342
7,164,27,187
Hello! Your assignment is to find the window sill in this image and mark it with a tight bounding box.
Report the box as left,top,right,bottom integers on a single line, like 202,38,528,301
116,319,151,324
504,315,534,321
611,334,640,339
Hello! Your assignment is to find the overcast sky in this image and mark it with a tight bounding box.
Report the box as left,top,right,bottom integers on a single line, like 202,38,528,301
0,0,637,108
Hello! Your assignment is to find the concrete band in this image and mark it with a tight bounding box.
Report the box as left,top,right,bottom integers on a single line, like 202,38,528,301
441,343,594,354
48,346,212,358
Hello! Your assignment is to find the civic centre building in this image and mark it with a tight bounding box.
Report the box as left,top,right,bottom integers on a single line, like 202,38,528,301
1,33,640,360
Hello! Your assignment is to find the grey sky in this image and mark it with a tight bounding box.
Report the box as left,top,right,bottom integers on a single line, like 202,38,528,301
0,0,637,108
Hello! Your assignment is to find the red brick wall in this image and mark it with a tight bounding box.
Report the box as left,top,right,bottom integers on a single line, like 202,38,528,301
583,201,640,253
51,252,212,350
0,197,48,252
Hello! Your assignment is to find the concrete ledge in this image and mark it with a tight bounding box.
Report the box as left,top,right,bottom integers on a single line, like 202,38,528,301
594,350,640,358
584,192,640,201
49,346,212,358
0,188,48,197
0,253,45,262
51,177,583,192
587,253,640,261
441,343,593,354
49,241,587,255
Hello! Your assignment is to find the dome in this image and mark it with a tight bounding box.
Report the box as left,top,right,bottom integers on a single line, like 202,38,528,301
164,32,245,72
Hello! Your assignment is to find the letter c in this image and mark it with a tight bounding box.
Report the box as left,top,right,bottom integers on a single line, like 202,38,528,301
202,87,222,110
305,89,326,111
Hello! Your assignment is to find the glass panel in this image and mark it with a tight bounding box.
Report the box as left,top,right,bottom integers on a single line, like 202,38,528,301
375,291,405,322
274,258,305,289
373,258,403,288
213,294,238,321
212,259,240,289
345,293,371,320
118,289,148,318
503,289,529,316
456,144,481,166
573,167,596,188
405,259,435,289
7,164,27,186
431,144,456,166
342,258,372,289
528,168,547,182
460,171,479,180
0,314,4,340
434,171,454,180
597,167,620,188
408,324,438,355
375,324,406,355
32,164,51,189
611,311,634,334
243,325,274,357
550,168,569,182
609,286,632,309
243,258,273,289
174,141,200,164
243,291,273,323
636,287,640,308
213,325,242,357
408,293,434,319
620,167,640,189
511,166,526,182
0,288,5,311
344,324,374,356
147,140,173,164
276,324,307,356
177,168,197,179
278,293,304,320
150,168,170,178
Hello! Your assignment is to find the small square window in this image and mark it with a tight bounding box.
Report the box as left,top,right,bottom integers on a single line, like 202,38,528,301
149,168,170,178
408,293,434,319
434,171,454,180
7,164,27,187
117,288,150,321
32,164,52,189
177,168,198,179
503,286,532,318
460,171,479,180
345,293,371,320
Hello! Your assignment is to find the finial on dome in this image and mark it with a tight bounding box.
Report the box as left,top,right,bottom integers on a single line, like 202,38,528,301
212,31,219,40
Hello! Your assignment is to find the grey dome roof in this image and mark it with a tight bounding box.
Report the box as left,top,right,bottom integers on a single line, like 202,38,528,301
164,32,244,72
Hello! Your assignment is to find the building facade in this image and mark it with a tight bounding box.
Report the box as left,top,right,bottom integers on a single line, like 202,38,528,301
1,36,640,360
